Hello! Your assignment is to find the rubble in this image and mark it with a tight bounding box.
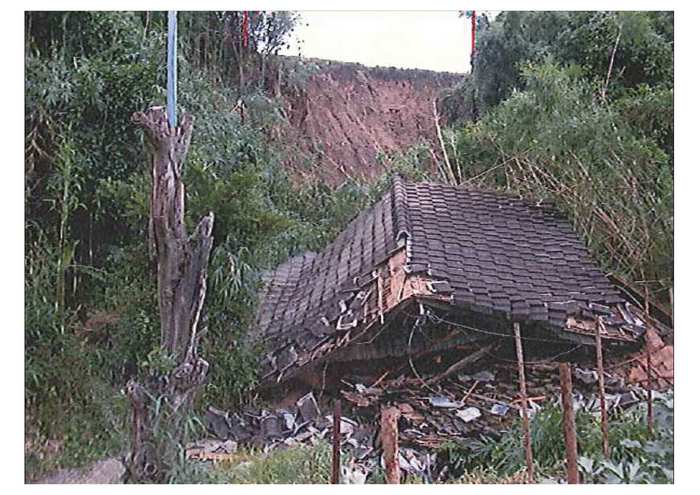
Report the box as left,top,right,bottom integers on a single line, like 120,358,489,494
190,337,670,482
297,392,322,422
456,407,482,424
186,439,238,462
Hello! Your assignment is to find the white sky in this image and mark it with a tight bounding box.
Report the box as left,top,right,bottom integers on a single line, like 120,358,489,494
280,11,475,74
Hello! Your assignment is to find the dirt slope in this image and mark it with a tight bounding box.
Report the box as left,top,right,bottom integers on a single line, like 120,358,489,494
277,60,463,184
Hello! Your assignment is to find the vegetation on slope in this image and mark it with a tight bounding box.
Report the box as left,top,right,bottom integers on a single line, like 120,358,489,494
438,11,673,298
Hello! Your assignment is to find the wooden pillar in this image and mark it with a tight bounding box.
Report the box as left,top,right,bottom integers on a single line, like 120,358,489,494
331,399,341,484
559,363,579,484
513,322,535,483
380,406,400,484
595,318,610,457
643,286,654,435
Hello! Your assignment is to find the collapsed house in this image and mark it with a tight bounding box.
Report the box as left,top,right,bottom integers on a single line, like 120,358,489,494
253,175,664,388
195,176,672,478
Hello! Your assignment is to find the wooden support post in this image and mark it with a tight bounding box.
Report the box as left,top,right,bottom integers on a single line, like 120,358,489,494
595,318,610,458
513,322,535,483
380,406,400,484
559,363,579,484
669,287,674,327
643,286,654,435
331,399,341,484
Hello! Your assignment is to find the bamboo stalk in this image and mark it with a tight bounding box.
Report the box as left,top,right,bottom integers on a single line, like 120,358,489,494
433,99,456,185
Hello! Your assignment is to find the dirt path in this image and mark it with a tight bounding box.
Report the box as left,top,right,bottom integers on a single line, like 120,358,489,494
33,457,125,484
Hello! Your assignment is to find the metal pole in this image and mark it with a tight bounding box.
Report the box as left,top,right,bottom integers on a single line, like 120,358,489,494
559,363,579,484
513,322,535,483
595,318,610,457
331,399,341,484
167,11,178,129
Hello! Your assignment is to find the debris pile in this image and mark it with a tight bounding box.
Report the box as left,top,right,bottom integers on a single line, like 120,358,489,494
192,348,666,482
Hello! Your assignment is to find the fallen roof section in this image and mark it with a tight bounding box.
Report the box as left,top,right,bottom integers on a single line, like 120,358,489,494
253,175,646,385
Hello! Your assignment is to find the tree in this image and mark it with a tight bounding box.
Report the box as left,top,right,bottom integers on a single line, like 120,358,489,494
444,11,674,124
125,107,214,482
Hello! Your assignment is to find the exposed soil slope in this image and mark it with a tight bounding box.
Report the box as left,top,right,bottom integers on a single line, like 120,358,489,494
277,60,462,184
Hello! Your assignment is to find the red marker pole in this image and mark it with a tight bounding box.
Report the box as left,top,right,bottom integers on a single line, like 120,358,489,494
242,11,249,49
471,11,477,55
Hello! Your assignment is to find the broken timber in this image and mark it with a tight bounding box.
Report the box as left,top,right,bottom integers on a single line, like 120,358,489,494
425,344,495,385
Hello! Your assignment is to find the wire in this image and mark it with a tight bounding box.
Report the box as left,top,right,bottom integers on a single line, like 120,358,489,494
484,344,584,366
407,317,441,394
402,308,581,345
417,308,585,364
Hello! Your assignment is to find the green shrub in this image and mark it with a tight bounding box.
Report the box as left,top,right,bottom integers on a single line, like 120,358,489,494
446,61,672,292
447,391,673,483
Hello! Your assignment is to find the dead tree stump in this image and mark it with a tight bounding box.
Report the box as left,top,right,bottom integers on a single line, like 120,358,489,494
125,107,214,482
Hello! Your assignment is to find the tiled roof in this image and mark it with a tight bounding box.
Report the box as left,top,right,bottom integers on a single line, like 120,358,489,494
253,176,626,377
400,180,625,327
251,188,402,355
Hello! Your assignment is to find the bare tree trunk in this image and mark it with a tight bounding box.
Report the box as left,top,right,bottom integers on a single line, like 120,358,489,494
125,107,214,483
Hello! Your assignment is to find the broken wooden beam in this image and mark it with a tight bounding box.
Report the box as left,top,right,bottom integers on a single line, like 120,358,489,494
425,343,495,385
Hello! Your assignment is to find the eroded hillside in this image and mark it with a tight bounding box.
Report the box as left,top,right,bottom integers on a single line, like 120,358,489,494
275,60,463,184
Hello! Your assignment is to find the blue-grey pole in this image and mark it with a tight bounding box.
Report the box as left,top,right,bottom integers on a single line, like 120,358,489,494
167,11,177,128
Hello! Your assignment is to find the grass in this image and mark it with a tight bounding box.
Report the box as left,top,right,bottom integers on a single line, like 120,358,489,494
187,442,337,484
25,380,129,482
440,391,674,484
